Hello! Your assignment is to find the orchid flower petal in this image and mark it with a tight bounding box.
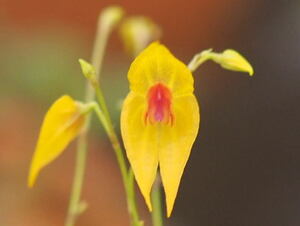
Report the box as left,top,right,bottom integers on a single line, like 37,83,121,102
127,42,194,96
159,94,200,217
121,92,159,211
28,95,85,187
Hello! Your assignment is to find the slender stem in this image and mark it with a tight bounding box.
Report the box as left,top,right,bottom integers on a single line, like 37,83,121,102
92,102,143,226
151,178,164,226
187,49,213,72
65,13,111,226
85,16,108,102
64,136,88,226
127,169,142,225
94,83,112,125
65,7,143,226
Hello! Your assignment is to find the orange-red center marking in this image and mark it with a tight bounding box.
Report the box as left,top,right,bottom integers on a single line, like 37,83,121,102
145,83,174,125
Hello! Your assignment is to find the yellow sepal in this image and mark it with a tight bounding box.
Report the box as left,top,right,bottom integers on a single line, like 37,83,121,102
28,95,86,187
121,92,158,211
159,94,200,217
128,42,194,97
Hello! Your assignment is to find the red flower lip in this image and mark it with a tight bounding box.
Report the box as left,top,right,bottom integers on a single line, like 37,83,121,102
145,83,174,125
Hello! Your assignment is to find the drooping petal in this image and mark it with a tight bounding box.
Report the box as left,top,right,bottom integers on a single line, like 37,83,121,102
121,92,159,211
159,94,200,217
127,42,194,97
28,95,86,187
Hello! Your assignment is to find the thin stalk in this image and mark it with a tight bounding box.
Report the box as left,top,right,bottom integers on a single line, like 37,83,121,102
151,178,164,226
64,13,111,226
187,49,213,72
92,102,143,226
94,83,112,125
65,6,143,226
64,135,88,226
127,169,142,225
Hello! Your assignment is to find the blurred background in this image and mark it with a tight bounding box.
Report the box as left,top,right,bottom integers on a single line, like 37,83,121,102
1,0,300,225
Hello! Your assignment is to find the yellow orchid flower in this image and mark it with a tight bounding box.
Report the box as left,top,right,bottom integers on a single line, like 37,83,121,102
28,95,87,187
121,42,200,217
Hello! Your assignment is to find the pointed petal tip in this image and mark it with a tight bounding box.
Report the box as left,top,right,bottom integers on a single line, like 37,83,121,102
166,206,173,218
27,171,36,188
28,163,40,188
165,192,176,218
27,179,34,188
249,68,254,76
244,61,254,76
144,194,153,212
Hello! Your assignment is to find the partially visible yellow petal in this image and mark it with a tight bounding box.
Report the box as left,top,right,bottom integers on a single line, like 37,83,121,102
127,42,194,97
213,49,254,76
159,94,200,217
121,92,159,211
28,95,86,187
120,16,161,57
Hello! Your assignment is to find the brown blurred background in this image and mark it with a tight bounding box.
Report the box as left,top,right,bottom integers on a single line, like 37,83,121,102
1,0,300,225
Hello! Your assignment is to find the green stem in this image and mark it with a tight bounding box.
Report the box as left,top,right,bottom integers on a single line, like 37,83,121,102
64,13,111,226
187,49,213,72
64,135,88,226
151,178,164,226
127,168,142,225
65,7,142,226
94,82,112,126
92,102,143,226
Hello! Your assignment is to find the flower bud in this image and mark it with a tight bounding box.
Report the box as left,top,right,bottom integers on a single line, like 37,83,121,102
120,17,161,57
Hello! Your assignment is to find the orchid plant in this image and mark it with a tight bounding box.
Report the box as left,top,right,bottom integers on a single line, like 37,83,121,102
28,5,253,226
